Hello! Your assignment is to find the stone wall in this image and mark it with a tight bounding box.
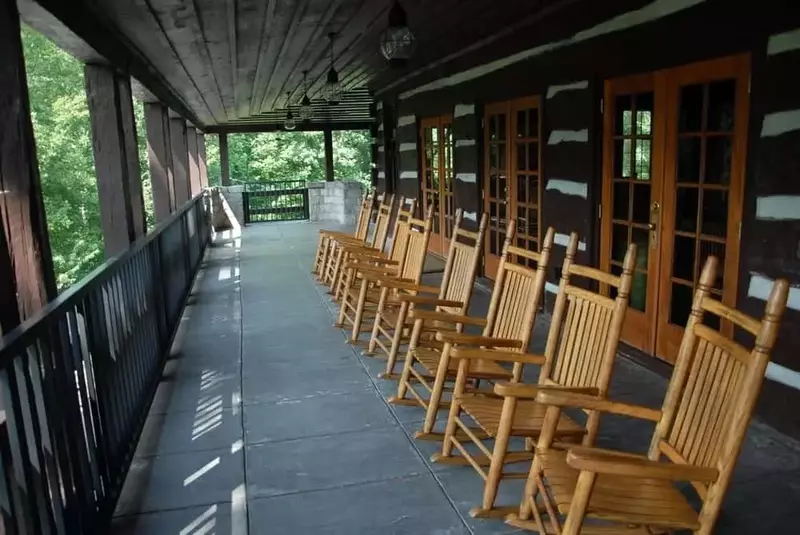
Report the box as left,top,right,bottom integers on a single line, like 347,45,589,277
211,185,245,230
308,181,363,225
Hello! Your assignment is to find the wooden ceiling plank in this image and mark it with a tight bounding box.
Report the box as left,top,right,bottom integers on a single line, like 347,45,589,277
249,0,294,116
235,0,274,118
194,0,238,119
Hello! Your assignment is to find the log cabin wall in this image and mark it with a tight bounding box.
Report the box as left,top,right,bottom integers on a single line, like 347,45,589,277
395,111,419,201
376,0,800,438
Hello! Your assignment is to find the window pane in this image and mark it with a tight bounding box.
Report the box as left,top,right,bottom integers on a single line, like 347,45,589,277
670,283,694,326
704,136,732,185
673,234,695,281
612,224,629,262
498,114,506,140
635,92,654,136
615,95,633,135
679,84,704,133
701,189,728,237
707,79,736,132
516,143,526,171
612,182,630,221
614,139,633,178
528,142,539,171
517,110,527,138
675,187,699,233
529,108,539,137
634,139,652,180
677,137,701,183
632,183,651,223
698,240,726,290
517,175,527,204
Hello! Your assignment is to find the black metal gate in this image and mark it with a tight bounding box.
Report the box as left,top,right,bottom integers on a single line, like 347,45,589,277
243,180,309,223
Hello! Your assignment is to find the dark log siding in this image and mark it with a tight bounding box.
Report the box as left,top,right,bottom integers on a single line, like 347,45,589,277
452,105,481,232
395,110,419,201
376,0,800,438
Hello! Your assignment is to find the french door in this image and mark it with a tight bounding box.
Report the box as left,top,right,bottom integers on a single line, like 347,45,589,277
484,96,542,278
420,116,454,256
600,55,749,363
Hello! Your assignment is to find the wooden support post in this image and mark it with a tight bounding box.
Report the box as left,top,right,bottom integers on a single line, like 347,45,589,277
85,64,146,258
170,118,190,206
144,102,174,221
187,127,200,197
198,133,208,189
0,0,57,331
324,127,335,182
219,132,231,186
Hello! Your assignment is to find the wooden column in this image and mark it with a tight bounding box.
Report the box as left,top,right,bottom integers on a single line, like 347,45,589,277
144,102,174,221
323,127,335,182
187,127,200,197
0,0,57,331
198,133,208,188
170,118,190,206
85,64,146,258
219,133,231,186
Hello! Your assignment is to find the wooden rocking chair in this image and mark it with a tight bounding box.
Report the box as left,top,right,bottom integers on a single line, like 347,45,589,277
323,193,397,297
363,210,488,381
393,222,554,442
312,187,374,279
433,235,637,519
505,256,789,535
335,205,434,345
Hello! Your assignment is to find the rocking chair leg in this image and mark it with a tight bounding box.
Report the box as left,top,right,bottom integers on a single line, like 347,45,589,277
335,269,351,328
384,302,410,376
440,360,467,458
422,344,453,435
349,279,370,343
392,320,423,400
366,290,388,356
561,471,596,535
474,396,516,517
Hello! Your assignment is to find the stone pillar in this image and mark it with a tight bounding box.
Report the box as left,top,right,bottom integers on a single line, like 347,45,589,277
198,133,208,188
187,126,200,197
0,0,57,331
144,102,174,221
308,181,363,225
323,127,335,182
170,118,190,206
85,64,146,257
219,132,231,186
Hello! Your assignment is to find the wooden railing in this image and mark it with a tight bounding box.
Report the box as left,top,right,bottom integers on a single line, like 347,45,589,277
0,193,211,534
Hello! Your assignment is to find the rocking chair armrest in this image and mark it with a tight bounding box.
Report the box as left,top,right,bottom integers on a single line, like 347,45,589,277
409,310,488,326
566,449,720,483
344,260,398,272
535,391,662,422
349,265,400,278
385,283,442,295
450,349,546,366
375,279,435,292
492,381,599,399
345,251,393,262
395,295,464,307
435,332,524,349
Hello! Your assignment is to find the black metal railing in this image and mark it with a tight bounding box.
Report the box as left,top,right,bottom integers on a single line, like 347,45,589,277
0,193,210,534
243,180,309,223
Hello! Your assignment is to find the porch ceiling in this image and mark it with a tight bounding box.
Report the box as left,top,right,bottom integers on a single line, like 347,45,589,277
19,0,577,130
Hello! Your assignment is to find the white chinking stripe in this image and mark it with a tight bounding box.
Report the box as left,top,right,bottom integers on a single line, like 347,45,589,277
756,195,800,221
454,104,475,117
766,363,800,391
378,171,385,178
546,178,588,199
377,101,383,110
378,123,383,131
545,282,559,294
462,211,478,221
748,273,800,312
548,129,589,144
399,143,417,152
400,0,706,99
760,110,800,137
455,139,476,147
398,115,415,127
767,28,800,56
547,80,589,99
400,171,418,179
456,173,477,183
378,146,384,152
554,232,587,251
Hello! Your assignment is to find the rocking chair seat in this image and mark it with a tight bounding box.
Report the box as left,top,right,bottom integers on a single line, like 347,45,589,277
538,450,701,530
460,397,584,439
414,348,512,379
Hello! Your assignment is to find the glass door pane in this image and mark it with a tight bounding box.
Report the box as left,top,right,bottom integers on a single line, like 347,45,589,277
485,110,509,260
511,101,541,267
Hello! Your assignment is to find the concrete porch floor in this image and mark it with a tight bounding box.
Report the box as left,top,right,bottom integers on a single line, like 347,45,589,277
111,221,800,534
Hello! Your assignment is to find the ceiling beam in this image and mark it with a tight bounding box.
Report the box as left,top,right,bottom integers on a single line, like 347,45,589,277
206,121,373,134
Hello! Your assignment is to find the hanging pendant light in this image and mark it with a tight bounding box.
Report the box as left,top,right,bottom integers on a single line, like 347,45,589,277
324,33,342,105
299,70,313,121
380,1,415,61
284,92,296,130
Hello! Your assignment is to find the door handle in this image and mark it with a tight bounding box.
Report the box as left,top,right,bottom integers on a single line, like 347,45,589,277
649,202,660,247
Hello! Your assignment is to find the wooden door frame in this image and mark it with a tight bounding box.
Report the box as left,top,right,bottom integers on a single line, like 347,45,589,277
483,101,511,279
419,115,453,257
509,95,543,256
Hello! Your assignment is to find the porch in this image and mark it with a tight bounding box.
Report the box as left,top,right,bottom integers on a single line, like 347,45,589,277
110,221,800,535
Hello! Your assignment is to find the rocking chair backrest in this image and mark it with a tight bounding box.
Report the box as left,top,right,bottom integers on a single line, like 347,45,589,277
538,236,637,397
437,211,489,314
353,188,376,242
482,222,554,362
367,192,394,251
649,257,788,522
386,197,418,265
398,205,435,284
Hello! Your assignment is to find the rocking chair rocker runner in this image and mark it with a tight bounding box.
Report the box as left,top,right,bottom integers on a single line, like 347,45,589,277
364,210,488,381
325,193,398,298
335,204,433,344
312,188,374,278
506,256,789,535
392,221,555,442
434,235,638,519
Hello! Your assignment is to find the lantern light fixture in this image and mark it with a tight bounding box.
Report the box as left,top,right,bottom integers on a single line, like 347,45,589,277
380,1,414,62
299,70,313,121
324,32,342,104
284,92,296,130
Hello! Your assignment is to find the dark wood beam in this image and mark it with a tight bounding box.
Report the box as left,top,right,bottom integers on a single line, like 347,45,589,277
0,0,57,331
198,134,208,189
187,127,200,197
85,64,146,258
219,133,231,186
144,102,174,221
170,118,190,205
324,127,335,182
206,121,373,134
18,0,201,126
